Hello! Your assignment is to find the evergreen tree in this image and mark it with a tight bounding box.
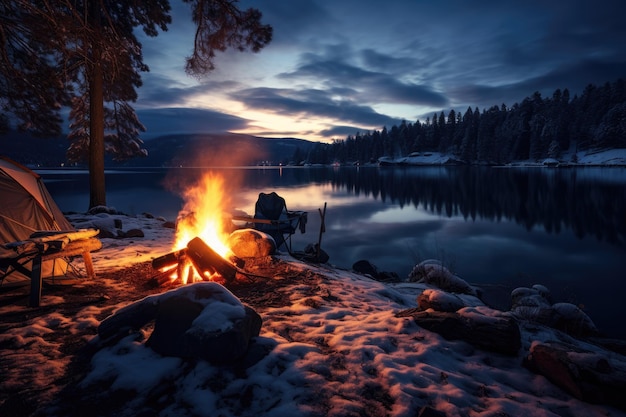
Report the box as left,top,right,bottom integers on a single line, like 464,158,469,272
459,107,480,162
67,88,91,163
511,97,533,160
105,101,148,161
440,109,456,153
326,79,625,165
452,111,464,155
291,146,304,165
476,105,501,163
0,3,70,136
411,120,424,153
595,102,626,148
380,126,392,157
0,0,272,208
423,116,434,150
371,129,383,161
547,140,561,159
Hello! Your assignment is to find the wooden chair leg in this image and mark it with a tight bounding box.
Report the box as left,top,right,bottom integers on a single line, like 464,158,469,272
30,255,43,307
82,251,96,279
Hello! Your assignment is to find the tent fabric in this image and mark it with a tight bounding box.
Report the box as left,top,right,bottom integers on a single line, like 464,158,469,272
0,157,75,286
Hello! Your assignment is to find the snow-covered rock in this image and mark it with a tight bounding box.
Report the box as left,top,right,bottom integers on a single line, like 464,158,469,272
511,286,551,309
511,285,598,337
408,259,478,296
417,288,484,312
98,282,263,363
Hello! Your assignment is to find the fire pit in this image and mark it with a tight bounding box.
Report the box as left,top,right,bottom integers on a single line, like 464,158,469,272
151,236,246,286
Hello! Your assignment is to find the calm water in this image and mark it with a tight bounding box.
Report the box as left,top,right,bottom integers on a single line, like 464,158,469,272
38,166,626,339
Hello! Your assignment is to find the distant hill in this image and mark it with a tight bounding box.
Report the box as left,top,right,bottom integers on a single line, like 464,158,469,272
0,131,69,167
0,132,317,167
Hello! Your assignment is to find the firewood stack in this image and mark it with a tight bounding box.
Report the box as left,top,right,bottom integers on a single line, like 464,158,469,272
151,237,243,287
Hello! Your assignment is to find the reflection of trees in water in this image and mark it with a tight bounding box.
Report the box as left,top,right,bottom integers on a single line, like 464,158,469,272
321,167,626,246
235,166,625,245
42,167,624,245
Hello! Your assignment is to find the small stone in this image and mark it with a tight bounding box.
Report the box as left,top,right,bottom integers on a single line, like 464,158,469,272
125,228,145,238
352,260,378,277
162,220,176,229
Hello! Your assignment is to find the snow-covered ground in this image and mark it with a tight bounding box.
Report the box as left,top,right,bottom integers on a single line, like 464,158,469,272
569,148,626,166
378,148,626,166
1,213,625,417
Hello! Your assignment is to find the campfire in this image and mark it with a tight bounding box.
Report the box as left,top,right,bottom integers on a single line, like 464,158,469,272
151,173,244,286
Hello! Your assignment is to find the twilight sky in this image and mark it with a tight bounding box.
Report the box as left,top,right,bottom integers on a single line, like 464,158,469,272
134,0,626,142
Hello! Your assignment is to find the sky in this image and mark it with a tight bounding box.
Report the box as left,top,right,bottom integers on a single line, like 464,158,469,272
134,0,626,142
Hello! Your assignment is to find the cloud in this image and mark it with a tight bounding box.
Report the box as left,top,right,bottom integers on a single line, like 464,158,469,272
136,73,240,108
448,59,626,110
360,49,419,74
320,125,376,138
278,49,449,107
231,87,401,127
244,0,335,46
137,108,250,139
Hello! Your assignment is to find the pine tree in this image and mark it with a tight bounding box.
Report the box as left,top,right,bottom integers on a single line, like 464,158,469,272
595,102,626,148
380,126,392,157
1,0,272,208
459,107,480,163
0,3,70,136
67,89,91,164
440,109,456,153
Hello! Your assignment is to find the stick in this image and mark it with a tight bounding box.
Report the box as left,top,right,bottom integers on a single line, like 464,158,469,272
316,202,327,261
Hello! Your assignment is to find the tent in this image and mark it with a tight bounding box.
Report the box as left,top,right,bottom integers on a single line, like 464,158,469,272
0,156,77,286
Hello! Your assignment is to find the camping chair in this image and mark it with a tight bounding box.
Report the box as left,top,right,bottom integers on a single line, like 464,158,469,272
232,192,307,253
1,229,101,306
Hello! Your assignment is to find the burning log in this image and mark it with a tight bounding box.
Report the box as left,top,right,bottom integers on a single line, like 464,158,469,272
186,237,237,283
151,238,242,287
152,249,187,270
148,267,179,288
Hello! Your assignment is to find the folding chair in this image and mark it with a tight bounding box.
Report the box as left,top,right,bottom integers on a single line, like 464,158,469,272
1,229,101,306
232,192,307,253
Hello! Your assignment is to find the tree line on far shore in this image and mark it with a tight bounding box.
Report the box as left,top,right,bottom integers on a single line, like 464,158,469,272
297,78,626,165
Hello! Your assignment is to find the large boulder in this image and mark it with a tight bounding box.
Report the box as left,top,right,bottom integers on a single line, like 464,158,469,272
525,341,626,411
227,228,276,258
98,282,262,364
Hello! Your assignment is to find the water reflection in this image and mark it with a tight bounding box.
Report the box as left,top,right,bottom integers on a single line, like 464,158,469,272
41,166,626,249
319,166,626,246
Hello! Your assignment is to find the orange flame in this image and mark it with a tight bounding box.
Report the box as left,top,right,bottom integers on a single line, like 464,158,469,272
173,172,232,259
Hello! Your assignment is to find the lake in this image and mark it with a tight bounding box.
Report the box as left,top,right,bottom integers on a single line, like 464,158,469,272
38,165,626,339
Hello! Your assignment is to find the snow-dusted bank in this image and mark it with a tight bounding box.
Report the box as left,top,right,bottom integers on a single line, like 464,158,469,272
376,148,626,166
1,212,625,417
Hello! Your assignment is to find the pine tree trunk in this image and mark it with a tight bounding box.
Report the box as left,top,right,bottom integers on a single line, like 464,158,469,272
88,1,106,209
